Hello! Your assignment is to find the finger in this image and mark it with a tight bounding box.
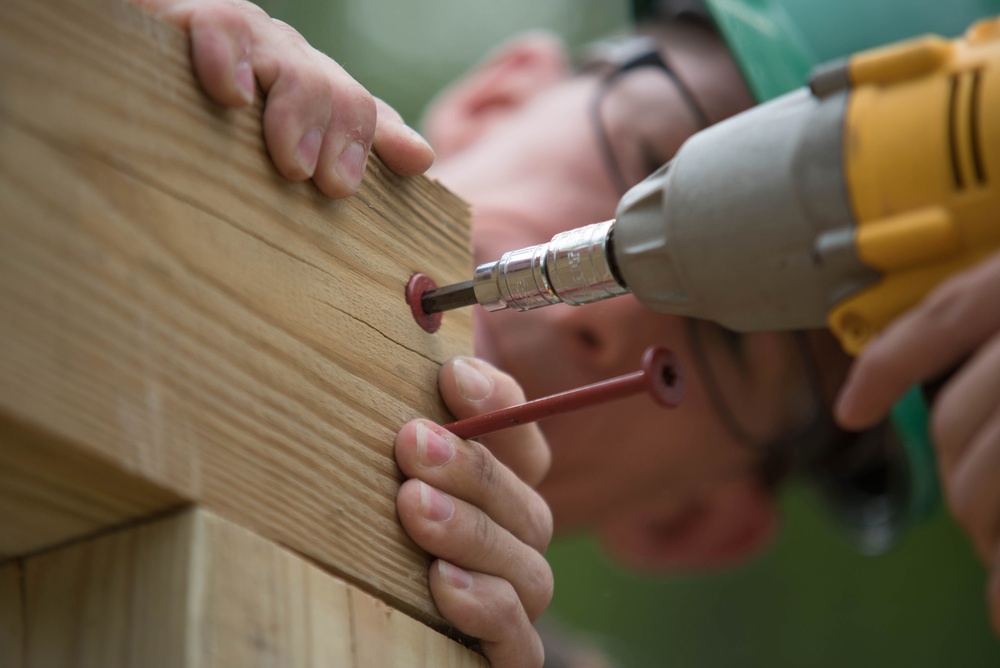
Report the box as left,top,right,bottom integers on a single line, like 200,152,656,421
396,479,554,620
430,561,545,668
188,4,256,106
395,420,553,552
141,0,378,198
439,357,551,486
941,404,1000,562
931,332,1000,478
372,98,435,176
251,22,376,196
836,255,1000,430
137,0,262,106
129,0,203,20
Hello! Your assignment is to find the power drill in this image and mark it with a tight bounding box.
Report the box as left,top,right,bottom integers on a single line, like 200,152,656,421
422,16,1000,357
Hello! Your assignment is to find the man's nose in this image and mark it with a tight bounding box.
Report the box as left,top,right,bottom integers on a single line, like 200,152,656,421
548,296,673,372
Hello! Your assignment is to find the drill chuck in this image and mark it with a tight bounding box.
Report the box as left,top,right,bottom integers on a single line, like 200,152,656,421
472,220,629,312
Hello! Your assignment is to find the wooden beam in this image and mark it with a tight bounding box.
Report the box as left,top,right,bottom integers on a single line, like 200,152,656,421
0,0,472,622
353,591,485,667
0,416,183,557
21,509,486,667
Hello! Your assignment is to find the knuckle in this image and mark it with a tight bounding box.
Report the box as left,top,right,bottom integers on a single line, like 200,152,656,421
471,507,499,561
469,441,501,491
189,4,251,51
344,82,376,116
269,16,309,45
329,81,377,136
280,66,331,106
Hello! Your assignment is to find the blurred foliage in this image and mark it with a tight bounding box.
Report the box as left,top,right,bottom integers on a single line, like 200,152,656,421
250,2,1000,666
545,484,1000,667
253,0,628,125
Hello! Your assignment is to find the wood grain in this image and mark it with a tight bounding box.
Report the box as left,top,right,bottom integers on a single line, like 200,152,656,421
0,416,183,557
21,509,486,667
352,589,485,667
0,0,473,622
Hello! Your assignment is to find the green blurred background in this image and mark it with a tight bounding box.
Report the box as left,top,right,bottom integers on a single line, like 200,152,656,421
254,0,628,125
545,486,998,667
252,1,1000,665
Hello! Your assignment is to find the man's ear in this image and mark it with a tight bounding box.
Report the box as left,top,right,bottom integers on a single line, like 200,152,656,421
421,31,570,158
595,482,779,572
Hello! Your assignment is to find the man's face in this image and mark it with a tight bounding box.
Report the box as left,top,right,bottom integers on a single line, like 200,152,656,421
426,29,801,569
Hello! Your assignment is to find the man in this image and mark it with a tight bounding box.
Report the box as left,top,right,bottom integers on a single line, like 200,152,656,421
136,1,1000,666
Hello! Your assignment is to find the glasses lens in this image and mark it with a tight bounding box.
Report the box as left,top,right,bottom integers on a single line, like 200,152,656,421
596,66,701,191
687,318,822,448
593,60,703,192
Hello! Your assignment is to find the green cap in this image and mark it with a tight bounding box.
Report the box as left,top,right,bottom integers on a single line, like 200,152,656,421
637,0,1000,101
705,0,1000,101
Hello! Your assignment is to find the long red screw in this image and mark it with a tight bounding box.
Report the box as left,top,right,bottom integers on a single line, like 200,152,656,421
443,346,684,440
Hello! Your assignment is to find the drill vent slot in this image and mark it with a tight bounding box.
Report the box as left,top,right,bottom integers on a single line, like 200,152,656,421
948,69,987,190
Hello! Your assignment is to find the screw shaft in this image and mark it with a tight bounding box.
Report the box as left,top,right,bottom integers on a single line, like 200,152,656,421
443,346,683,440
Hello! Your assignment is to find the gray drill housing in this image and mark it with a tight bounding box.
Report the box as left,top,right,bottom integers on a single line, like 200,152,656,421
613,85,879,332
470,84,881,333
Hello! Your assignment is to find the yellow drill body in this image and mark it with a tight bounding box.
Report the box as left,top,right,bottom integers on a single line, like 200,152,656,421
835,17,1000,352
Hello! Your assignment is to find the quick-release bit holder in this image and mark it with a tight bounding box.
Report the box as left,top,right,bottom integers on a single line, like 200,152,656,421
473,220,630,311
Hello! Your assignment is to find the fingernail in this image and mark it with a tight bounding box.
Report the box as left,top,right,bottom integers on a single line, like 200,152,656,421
336,141,367,191
295,128,323,177
453,358,492,401
437,560,472,590
416,423,455,467
419,482,454,522
235,60,254,105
